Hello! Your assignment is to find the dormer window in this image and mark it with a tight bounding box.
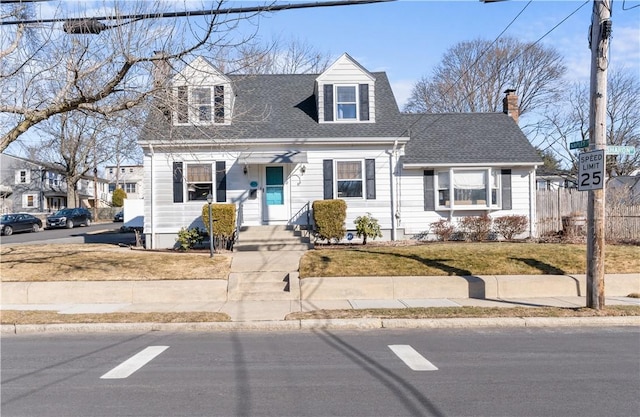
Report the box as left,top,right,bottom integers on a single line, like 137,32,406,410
336,86,357,120
174,85,226,125
321,83,371,123
193,88,211,122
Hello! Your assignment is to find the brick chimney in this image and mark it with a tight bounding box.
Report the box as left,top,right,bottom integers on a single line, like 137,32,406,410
152,51,171,114
503,89,519,124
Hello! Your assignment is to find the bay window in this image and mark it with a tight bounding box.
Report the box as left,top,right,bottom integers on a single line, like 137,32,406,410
434,168,503,209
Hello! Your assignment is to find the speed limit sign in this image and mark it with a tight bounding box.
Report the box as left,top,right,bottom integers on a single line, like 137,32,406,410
578,149,605,191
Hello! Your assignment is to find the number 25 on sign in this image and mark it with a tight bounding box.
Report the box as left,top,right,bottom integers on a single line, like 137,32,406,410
578,149,605,191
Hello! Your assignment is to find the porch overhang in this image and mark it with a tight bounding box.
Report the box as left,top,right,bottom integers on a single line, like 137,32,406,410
238,151,308,164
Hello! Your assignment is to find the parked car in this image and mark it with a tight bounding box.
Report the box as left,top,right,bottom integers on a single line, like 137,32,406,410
46,208,92,229
113,210,124,222
0,213,43,236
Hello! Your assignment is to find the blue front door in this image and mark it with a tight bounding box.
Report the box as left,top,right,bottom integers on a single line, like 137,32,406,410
263,166,287,222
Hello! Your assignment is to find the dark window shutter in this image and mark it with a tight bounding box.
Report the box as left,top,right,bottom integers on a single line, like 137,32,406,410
359,84,369,121
323,159,333,199
501,169,512,210
424,170,434,211
323,84,333,122
365,159,376,199
173,162,183,203
216,161,226,202
177,87,188,123
214,85,224,123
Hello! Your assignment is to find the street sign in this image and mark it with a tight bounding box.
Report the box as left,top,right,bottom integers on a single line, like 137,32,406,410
606,145,636,156
578,149,605,191
570,140,590,150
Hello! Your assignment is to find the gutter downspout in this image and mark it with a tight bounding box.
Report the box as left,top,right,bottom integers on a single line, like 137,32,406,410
387,140,399,241
149,144,155,249
530,165,537,239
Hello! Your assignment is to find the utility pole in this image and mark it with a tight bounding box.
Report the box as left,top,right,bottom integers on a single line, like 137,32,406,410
586,0,611,309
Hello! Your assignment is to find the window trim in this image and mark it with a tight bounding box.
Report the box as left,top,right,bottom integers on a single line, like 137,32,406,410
334,85,358,122
335,160,364,199
434,168,502,210
174,85,226,126
186,163,214,202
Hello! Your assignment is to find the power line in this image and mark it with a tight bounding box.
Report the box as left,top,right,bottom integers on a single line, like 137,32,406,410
1,0,394,27
400,1,589,144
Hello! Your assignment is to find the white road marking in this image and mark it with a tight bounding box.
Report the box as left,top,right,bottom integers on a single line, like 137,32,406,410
100,346,169,379
388,345,438,371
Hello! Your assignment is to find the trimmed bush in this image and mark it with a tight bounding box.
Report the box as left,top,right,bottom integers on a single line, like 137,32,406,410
430,219,455,241
313,199,347,243
459,213,492,242
201,203,236,250
112,188,127,207
354,213,382,244
494,215,528,240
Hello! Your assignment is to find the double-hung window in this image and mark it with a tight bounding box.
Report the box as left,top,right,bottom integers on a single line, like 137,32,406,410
193,88,212,122
336,86,357,120
187,164,213,201
336,161,363,198
175,85,225,124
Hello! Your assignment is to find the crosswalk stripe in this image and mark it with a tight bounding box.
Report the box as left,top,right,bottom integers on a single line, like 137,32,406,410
388,344,438,371
100,346,169,379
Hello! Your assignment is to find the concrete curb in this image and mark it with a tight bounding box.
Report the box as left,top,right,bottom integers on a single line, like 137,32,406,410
3,316,639,334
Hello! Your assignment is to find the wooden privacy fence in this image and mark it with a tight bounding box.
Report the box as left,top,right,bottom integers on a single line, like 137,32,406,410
536,189,640,240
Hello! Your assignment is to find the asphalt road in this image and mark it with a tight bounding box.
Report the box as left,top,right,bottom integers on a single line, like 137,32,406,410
0,222,136,246
2,327,639,417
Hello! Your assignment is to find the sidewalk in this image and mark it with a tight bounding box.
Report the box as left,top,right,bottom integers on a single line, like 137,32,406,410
3,295,639,321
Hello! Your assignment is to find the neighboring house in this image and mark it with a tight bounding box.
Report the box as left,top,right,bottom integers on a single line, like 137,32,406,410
138,53,542,249
105,164,145,200
536,167,577,190
0,153,110,213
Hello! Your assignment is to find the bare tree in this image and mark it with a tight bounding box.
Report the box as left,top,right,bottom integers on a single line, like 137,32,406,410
35,112,113,208
538,69,639,177
0,0,269,152
404,37,565,117
211,36,331,74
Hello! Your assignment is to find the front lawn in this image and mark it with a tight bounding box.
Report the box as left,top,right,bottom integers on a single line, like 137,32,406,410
299,242,640,277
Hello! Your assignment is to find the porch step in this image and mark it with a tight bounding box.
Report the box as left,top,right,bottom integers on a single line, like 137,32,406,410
235,225,311,252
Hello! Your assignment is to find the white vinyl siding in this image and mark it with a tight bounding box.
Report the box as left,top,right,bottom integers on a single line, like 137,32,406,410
316,54,375,123
398,167,534,237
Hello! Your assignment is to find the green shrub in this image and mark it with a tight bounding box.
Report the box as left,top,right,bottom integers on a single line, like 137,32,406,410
312,199,347,243
430,219,455,241
112,188,127,207
201,203,236,250
176,227,205,251
493,215,528,240
459,213,492,242
354,212,382,245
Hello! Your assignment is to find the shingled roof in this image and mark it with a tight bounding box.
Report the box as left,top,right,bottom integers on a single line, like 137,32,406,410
401,113,542,166
140,72,408,145
139,69,541,167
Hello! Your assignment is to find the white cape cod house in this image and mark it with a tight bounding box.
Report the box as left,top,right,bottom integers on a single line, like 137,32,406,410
138,53,541,249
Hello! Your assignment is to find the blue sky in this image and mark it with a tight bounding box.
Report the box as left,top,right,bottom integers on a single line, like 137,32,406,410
6,0,639,158
247,0,640,107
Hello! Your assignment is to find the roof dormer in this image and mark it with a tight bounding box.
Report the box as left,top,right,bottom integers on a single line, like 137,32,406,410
171,56,234,126
315,53,376,124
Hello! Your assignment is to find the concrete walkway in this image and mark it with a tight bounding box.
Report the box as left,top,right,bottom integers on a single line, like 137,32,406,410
3,295,639,322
